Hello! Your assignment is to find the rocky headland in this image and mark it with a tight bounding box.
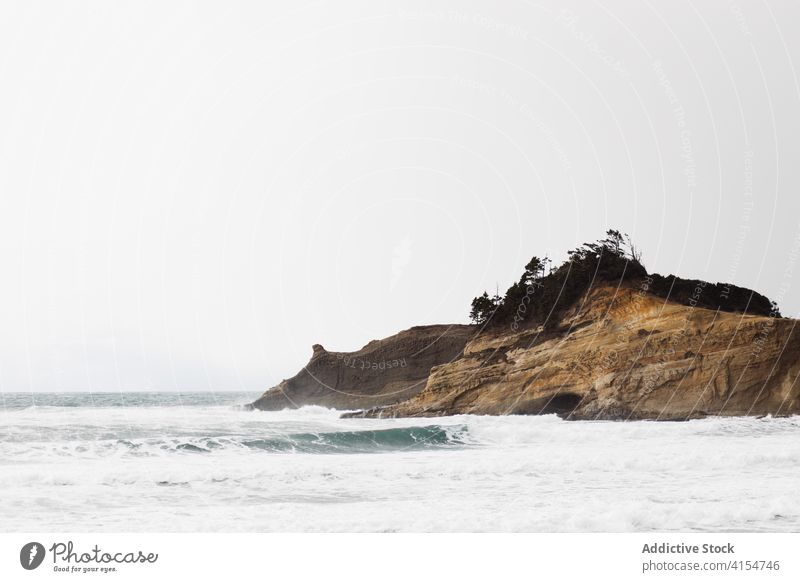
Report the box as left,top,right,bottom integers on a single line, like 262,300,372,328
252,232,799,420
252,324,475,410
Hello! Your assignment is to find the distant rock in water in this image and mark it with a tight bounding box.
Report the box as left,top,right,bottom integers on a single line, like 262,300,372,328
252,325,475,411
252,234,798,420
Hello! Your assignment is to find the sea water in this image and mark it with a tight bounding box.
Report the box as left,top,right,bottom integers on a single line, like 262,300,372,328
1,392,798,532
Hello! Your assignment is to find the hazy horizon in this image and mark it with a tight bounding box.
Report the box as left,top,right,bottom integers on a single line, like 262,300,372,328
1,1,799,392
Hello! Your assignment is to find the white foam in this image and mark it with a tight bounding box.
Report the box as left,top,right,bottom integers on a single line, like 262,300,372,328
1,404,798,532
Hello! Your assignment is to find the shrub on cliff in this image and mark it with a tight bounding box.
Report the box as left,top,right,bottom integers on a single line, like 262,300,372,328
646,274,778,317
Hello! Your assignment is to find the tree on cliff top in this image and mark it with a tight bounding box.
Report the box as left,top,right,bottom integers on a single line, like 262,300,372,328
469,291,501,325
469,229,778,329
469,232,633,329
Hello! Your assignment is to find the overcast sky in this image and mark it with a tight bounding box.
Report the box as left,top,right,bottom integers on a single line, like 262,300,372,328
1,0,799,392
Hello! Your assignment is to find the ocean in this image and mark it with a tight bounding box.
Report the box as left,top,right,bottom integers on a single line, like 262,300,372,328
1,392,798,532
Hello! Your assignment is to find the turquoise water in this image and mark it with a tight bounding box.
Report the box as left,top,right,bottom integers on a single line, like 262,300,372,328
0,392,467,454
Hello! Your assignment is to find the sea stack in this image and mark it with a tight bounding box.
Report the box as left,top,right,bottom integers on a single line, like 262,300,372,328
252,235,800,420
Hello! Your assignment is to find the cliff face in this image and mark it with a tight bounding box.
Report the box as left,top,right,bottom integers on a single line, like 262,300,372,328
353,285,800,420
251,324,475,410
253,283,800,420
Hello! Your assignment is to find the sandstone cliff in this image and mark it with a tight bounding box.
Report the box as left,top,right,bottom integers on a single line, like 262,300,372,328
353,283,800,420
252,279,799,420
252,232,799,422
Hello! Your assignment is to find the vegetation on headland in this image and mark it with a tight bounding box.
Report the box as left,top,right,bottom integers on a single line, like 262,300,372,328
470,230,780,328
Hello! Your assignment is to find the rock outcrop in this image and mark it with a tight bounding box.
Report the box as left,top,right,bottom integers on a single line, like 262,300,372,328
251,325,475,410
352,284,800,420
253,281,800,420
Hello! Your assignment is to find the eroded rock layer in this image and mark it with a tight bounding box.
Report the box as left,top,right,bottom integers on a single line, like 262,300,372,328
355,285,800,420
251,325,475,410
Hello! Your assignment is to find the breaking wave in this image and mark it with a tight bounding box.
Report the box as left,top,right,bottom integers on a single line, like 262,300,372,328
133,425,469,455
3,392,800,532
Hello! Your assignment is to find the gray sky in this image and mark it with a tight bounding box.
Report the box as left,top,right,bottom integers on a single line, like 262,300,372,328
1,0,799,392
